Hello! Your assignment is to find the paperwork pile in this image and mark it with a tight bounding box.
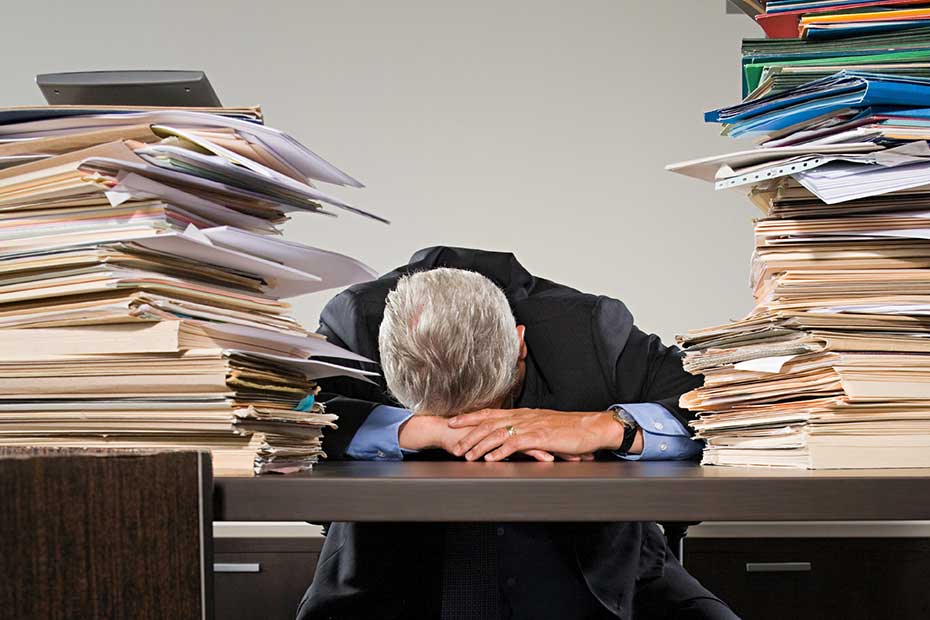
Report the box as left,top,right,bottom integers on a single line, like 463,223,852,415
668,3,930,468
0,104,381,475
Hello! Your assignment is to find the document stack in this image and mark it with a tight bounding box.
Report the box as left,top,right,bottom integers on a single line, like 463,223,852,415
0,104,382,475
668,1,930,468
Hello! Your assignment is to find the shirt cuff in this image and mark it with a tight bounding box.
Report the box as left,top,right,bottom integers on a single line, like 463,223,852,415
345,404,415,460
611,402,702,461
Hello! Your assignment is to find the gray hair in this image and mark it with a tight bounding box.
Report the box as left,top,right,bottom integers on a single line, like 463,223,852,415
378,268,520,417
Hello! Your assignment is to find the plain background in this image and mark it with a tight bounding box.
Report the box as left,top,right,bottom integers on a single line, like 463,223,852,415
0,0,760,344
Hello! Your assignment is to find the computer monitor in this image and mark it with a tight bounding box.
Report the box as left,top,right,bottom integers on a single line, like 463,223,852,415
36,70,222,107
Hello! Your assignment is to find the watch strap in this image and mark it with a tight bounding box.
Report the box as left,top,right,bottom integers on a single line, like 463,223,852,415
609,405,638,455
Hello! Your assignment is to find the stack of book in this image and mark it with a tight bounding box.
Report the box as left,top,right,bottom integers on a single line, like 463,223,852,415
0,104,381,475
668,2,930,468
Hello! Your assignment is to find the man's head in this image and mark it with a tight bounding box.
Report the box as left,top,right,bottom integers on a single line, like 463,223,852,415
379,267,525,417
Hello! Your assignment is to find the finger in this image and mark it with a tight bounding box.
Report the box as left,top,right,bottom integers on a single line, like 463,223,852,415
465,427,513,461
453,422,508,457
448,408,511,428
580,453,596,461
484,433,541,462
522,449,554,462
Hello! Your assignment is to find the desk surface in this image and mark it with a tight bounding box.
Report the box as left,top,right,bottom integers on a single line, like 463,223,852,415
213,461,930,522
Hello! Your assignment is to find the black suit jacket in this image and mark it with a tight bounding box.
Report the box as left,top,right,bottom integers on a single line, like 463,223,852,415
299,246,704,620
314,245,702,460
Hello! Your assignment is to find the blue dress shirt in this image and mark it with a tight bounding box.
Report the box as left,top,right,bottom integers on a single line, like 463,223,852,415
610,402,702,461
345,403,701,461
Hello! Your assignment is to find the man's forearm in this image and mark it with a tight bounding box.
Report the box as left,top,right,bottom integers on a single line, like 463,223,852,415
398,415,450,452
591,410,643,455
398,408,645,460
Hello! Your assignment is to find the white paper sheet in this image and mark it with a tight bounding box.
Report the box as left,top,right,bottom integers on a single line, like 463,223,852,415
129,230,327,298
197,320,374,363
110,172,277,233
734,355,797,374
229,349,378,383
81,155,328,218
794,159,930,205
153,124,299,185
201,226,378,290
136,144,383,221
810,304,930,316
0,110,364,188
664,143,880,182
715,142,930,190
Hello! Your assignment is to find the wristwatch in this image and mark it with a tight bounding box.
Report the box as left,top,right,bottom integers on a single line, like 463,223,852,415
608,405,639,455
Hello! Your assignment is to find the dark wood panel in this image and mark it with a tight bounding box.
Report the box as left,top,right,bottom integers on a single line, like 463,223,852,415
685,538,930,620
214,537,322,620
0,447,211,620
214,461,930,522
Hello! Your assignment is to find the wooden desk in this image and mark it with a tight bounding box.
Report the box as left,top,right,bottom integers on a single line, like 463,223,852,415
213,461,930,522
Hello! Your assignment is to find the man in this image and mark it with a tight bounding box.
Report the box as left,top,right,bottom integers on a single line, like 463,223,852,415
297,246,738,620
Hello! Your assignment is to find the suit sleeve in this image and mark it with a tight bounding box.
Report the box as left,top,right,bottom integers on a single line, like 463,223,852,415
596,297,704,433
314,289,396,460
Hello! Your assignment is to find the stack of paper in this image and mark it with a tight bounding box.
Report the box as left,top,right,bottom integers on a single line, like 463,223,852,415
667,7,930,468
0,105,381,475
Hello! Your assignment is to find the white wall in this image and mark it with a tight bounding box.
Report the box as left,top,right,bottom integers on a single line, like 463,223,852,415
0,0,761,344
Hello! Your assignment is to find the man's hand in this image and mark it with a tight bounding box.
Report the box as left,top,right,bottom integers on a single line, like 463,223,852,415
448,408,639,462
398,414,557,461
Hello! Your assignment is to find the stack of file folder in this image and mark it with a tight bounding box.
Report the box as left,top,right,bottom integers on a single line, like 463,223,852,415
750,1,930,39
668,2,930,468
0,104,382,475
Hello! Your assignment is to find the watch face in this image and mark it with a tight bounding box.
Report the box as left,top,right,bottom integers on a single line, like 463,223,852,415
617,409,637,428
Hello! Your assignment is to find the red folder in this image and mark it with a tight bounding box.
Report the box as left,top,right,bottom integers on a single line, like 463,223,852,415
756,0,930,38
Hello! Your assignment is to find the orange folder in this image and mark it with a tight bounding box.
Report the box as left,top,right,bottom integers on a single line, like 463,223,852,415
756,0,930,38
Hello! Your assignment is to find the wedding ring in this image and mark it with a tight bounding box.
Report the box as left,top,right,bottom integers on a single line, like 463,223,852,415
505,425,517,437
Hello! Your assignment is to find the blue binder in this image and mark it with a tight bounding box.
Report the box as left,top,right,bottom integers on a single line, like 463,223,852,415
707,71,930,137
